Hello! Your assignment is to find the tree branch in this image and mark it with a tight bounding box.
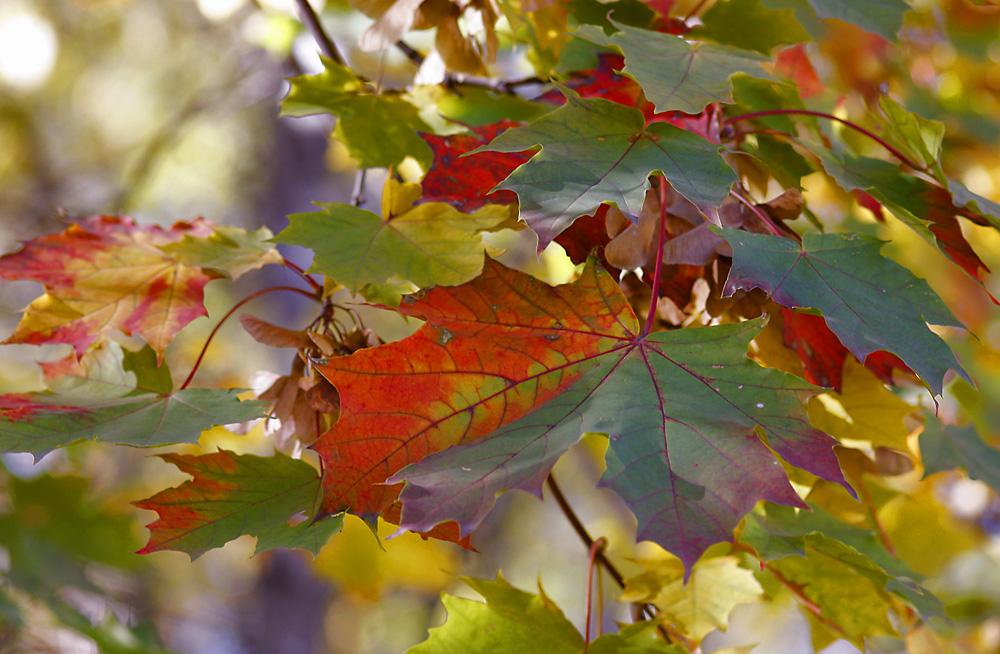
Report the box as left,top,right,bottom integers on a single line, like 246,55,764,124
294,0,344,65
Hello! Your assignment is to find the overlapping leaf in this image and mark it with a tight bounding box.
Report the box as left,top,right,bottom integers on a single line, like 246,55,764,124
574,20,772,113
276,179,513,293
473,89,736,249
408,575,683,654
0,386,267,458
718,229,970,394
392,314,847,571
621,556,762,640
312,256,636,520
136,449,342,558
420,121,527,212
694,0,810,54
920,412,1000,495
282,57,434,170
0,216,218,359
157,225,284,279
816,147,996,300
763,0,909,41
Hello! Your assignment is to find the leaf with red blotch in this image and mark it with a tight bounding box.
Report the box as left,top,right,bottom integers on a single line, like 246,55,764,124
718,229,969,395
817,149,996,304
0,216,217,360
136,450,342,558
474,88,736,250
779,308,912,392
539,54,645,109
420,121,528,212
312,255,847,572
553,206,613,267
773,45,823,97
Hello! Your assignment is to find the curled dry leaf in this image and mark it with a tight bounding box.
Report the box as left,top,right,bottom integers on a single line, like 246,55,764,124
604,187,661,270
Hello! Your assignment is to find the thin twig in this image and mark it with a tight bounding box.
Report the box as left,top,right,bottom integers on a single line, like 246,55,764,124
395,40,425,67
729,189,784,238
768,565,848,638
724,109,925,171
351,169,368,207
642,177,668,338
180,285,321,391
294,0,344,64
283,258,323,294
546,475,691,649
584,537,607,651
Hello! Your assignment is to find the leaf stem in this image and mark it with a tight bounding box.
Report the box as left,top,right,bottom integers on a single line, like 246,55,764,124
352,169,368,207
584,537,607,651
724,109,924,171
180,285,321,391
641,178,668,338
768,565,849,638
546,475,691,649
729,189,784,238
294,0,345,65
283,258,323,294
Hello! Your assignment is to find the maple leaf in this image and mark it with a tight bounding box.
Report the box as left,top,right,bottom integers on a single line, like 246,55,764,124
621,556,762,640
136,449,342,558
693,0,809,54
391,314,846,571
764,0,909,41
0,387,267,458
419,121,527,212
282,58,434,170
474,88,736,249
574,20,772,114
409,575,684,654
718,229,971,395
311,256,635,520
0,216,219,360
920,412,1000,495
275,179,513,293
157,224,284,279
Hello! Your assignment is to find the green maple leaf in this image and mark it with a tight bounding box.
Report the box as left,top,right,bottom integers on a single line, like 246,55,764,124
473,89,736,249
157,225,284,279
717,229,970,395
0,387,267,458
574,20,772,113
408,575,683,653
282,57,434,170
136,449,342,558
762,0,910,41
275,179,512,292
693,0,810,54
920,411,1000,495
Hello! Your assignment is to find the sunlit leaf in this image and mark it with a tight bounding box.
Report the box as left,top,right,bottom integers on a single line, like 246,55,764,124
157,225,284,279
282,57,434,170
0,215,218,360
621,556,763,640
275,179,513,292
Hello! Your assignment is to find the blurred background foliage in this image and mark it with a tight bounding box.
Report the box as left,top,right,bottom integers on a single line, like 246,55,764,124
0,0,999,652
